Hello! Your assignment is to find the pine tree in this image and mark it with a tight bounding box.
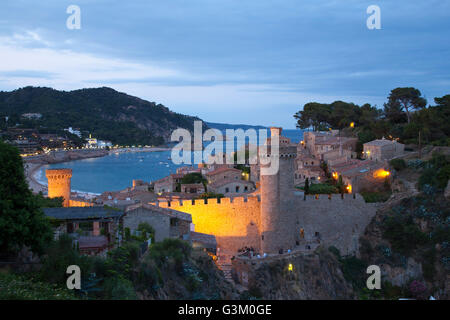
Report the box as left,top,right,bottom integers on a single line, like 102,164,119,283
0,140,53,255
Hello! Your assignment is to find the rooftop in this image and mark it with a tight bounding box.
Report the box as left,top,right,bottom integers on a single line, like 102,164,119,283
43,207,124,220
125,203,192,222
205,166,241,176
364,139,400,147
190,231,217,247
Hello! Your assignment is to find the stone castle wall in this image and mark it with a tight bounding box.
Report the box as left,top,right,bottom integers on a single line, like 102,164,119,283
156,196,261,254
155,191,376,256
292,193,377,256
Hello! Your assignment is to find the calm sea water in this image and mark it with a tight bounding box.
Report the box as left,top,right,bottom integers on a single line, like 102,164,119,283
36,129,303,194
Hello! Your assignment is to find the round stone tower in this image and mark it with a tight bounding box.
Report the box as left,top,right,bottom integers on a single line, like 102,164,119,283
46,169,72,207
260,128,298,254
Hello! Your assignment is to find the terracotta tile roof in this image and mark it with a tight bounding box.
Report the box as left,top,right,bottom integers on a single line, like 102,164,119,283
78,236,108,249
205,166,241,176
190,231,217,247
209,178,254,189
364,139,398,147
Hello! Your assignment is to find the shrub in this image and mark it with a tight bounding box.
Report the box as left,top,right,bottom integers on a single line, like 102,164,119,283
102,276,137,300
382,216,428,256
149,239,192,272
421,248,436,281
328,246,341,259
340,256,367,290
389,158,406,171
361,191,391,203
0,273,77,300
408,280,427,299
39,234,93,285
307,183,339,194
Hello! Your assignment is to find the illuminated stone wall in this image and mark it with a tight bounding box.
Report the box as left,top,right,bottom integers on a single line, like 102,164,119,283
46,169,72,207
157,196,261,254
69,199,93,207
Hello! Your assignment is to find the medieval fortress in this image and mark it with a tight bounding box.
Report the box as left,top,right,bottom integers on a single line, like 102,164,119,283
154,127,378,257
44,126,406,262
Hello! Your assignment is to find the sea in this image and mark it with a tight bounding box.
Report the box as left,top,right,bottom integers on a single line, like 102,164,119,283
36,128,304,194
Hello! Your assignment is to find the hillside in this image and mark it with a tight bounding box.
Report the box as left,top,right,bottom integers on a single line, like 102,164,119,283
0,86,204,146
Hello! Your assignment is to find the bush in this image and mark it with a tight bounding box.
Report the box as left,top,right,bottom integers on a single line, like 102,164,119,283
102,276,137,300
137,257,163,291
382,216,428,256
149,239,191,272
361,191,391,203
421,248,436,281
328,246,341,259
390,158,406,171
340,256,367,290
39,234,93,285
305,183,338,194
0,272,77,300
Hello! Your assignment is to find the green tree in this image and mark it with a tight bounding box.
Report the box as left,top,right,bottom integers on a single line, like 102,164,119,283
0,140,53,255
304,178,310,195
384,87,427,124
294,102,331,131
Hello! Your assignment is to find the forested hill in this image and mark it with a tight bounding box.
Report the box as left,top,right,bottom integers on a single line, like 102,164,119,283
0,86,204,146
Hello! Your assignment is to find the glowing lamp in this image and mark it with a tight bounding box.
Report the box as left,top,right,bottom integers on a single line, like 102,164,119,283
373,169,390,178
288,263,293,272
346,185,352,193
350,122,355,128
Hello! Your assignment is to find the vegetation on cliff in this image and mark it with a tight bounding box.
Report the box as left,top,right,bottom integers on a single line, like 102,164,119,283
357,152,450,299
0,86,204,146
294,87,450,148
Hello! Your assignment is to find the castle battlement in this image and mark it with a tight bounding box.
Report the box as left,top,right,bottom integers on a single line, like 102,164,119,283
45,168,73,180
46,168,72,207
155,195,261,208
295,192,366,202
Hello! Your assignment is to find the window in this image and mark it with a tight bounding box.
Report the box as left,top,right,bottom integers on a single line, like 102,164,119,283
235,186,240,193
225,187,229,193
170,218,178,227
244,186,248,191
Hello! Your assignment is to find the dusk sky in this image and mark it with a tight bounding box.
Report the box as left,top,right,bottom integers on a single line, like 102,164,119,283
0,1,449,128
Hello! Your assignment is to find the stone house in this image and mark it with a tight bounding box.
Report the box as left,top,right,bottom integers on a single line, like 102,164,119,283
205,166,242,185
208,178,255,195
43,206,124,255
363,138,405,161
123,203,192,242
153,173,184,193
329,159,389,193
181,183,205,194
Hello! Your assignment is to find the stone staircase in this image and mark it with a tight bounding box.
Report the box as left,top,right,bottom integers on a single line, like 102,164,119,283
218,263,234,283
215,253,248,293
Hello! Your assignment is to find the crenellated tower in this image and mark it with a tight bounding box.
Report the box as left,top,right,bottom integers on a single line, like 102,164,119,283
46,169,72,207
260,127,298,253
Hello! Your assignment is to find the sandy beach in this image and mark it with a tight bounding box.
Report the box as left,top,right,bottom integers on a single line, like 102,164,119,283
24,162,47,194
23,146,171,195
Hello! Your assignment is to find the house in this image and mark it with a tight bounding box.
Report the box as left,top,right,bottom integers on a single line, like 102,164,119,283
329,159,389,193
43,206,124,255
363,138,405,161
180,183,205,194
208,178,255,194
123,203,192,242
153,173,184,193
205,166,242,185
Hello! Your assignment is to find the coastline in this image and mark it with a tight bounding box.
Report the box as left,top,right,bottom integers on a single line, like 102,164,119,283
23,146,171,195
